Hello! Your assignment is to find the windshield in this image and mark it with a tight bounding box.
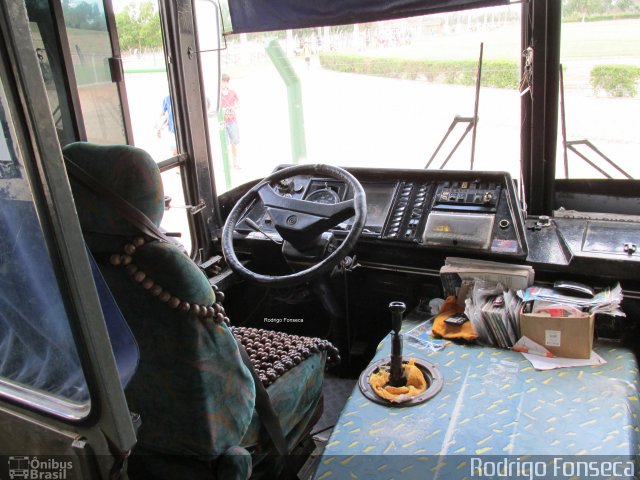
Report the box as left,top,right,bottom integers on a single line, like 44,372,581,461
557,10,640,180
209,4,523,193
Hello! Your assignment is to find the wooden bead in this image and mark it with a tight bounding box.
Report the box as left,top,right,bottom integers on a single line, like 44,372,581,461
168,296,181,308
109,254,122,266
121,255,133,266
133,271,146,283
179,301,191,312
159,291,171,303
150,285,163,296
133,237,145,247
125,264,139,276
142,278,154,290
216,291,225,303
123,244,136,255
206,306,215,317
190,304,201,316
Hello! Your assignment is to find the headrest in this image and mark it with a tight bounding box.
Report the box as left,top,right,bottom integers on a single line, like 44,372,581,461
63,143,164,238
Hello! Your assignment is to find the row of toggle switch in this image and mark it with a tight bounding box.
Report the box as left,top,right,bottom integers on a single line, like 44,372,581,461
386,182,430,240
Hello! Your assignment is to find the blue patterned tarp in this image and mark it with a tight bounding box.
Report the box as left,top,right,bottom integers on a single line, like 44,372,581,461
314,321,640,480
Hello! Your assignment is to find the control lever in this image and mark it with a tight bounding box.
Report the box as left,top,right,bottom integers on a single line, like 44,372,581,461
244,218,282,245
388,301,407,387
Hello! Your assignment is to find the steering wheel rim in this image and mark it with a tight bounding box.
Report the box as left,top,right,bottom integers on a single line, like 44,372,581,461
222,164,367,287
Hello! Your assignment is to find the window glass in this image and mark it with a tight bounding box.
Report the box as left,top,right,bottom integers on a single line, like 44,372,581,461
557,6,640,179
61,0,127,144
115,1,192,252
26,0,78,147
208,4,522,194
0,77,89,412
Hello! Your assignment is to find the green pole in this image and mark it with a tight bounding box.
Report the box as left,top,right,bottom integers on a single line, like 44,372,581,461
265,39,307,164
218,109,232,189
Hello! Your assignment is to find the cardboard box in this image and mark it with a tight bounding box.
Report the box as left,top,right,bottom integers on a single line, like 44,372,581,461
520,311,594,359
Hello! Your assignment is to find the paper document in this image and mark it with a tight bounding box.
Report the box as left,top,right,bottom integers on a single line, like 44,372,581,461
522,350,607,370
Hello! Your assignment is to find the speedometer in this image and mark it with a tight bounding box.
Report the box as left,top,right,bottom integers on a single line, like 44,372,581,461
306,188,340,204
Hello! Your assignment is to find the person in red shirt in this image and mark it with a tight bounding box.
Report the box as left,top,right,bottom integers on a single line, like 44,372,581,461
221,73,240,169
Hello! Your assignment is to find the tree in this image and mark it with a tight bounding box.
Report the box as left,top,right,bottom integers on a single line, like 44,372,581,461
115,1,162,52
563,0,640,19
563,0,607,21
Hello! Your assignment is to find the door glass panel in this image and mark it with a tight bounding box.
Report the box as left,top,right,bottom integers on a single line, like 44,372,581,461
25,0,78,147
62,0,126,144
0,77,90,415
114,2,191,253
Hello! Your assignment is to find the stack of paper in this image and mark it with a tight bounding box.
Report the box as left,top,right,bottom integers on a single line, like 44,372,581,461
464,282,523,348
440,257,535,298
518,283,624,317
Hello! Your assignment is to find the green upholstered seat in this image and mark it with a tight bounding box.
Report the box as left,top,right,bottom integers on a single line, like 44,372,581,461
64,142,326,479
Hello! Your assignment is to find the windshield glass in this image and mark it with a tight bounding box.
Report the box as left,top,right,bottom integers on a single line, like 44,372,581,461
210,4,523,193
557,8,640,180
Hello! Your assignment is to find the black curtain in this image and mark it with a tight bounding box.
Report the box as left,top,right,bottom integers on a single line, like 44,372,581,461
229,0,509,34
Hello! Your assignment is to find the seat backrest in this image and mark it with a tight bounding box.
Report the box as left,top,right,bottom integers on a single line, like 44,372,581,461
63,142,256,456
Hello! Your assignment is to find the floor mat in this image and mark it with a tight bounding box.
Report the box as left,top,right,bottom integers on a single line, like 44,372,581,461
312,373,357,437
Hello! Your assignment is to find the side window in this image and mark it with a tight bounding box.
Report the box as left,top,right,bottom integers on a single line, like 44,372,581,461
0,76,89,416
115,2,192,252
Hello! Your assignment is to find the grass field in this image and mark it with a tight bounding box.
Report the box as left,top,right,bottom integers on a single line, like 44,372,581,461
351,19,640,62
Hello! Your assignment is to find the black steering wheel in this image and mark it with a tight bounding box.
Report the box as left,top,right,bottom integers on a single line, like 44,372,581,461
222,164,367,287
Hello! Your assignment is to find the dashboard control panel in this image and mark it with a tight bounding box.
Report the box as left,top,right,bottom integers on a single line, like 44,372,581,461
237,168,528,258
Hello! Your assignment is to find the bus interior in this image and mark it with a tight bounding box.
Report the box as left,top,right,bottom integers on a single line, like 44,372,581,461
1,0,640,478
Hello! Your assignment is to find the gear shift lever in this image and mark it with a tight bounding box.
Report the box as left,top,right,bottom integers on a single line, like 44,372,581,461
388,301,407,387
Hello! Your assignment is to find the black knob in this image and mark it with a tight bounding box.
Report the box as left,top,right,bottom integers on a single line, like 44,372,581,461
389,301,406,334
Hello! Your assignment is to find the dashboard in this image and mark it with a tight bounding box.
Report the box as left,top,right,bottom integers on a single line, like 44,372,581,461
236,167,528,259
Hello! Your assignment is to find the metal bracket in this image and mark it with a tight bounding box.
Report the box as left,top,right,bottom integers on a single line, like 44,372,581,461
169,199,207,215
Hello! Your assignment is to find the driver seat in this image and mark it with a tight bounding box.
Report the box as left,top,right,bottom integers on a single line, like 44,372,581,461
63,142,334,479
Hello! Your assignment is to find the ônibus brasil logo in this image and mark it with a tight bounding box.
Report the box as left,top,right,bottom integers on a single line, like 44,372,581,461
8,456,73,479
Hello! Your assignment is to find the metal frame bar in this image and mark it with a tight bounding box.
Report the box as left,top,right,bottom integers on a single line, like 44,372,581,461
102,0,134,145
426,43,483,171
48,0,88,141
425,116,475,170
566,140,633,179
159,0,223,256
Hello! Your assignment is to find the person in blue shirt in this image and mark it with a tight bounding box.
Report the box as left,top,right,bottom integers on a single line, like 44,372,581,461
157,95,177,155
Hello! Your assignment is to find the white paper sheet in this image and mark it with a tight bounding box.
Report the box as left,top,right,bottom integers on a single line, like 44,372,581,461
522,350,607,370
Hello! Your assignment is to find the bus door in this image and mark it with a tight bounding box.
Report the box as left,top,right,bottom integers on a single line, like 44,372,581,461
0,2,136,478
